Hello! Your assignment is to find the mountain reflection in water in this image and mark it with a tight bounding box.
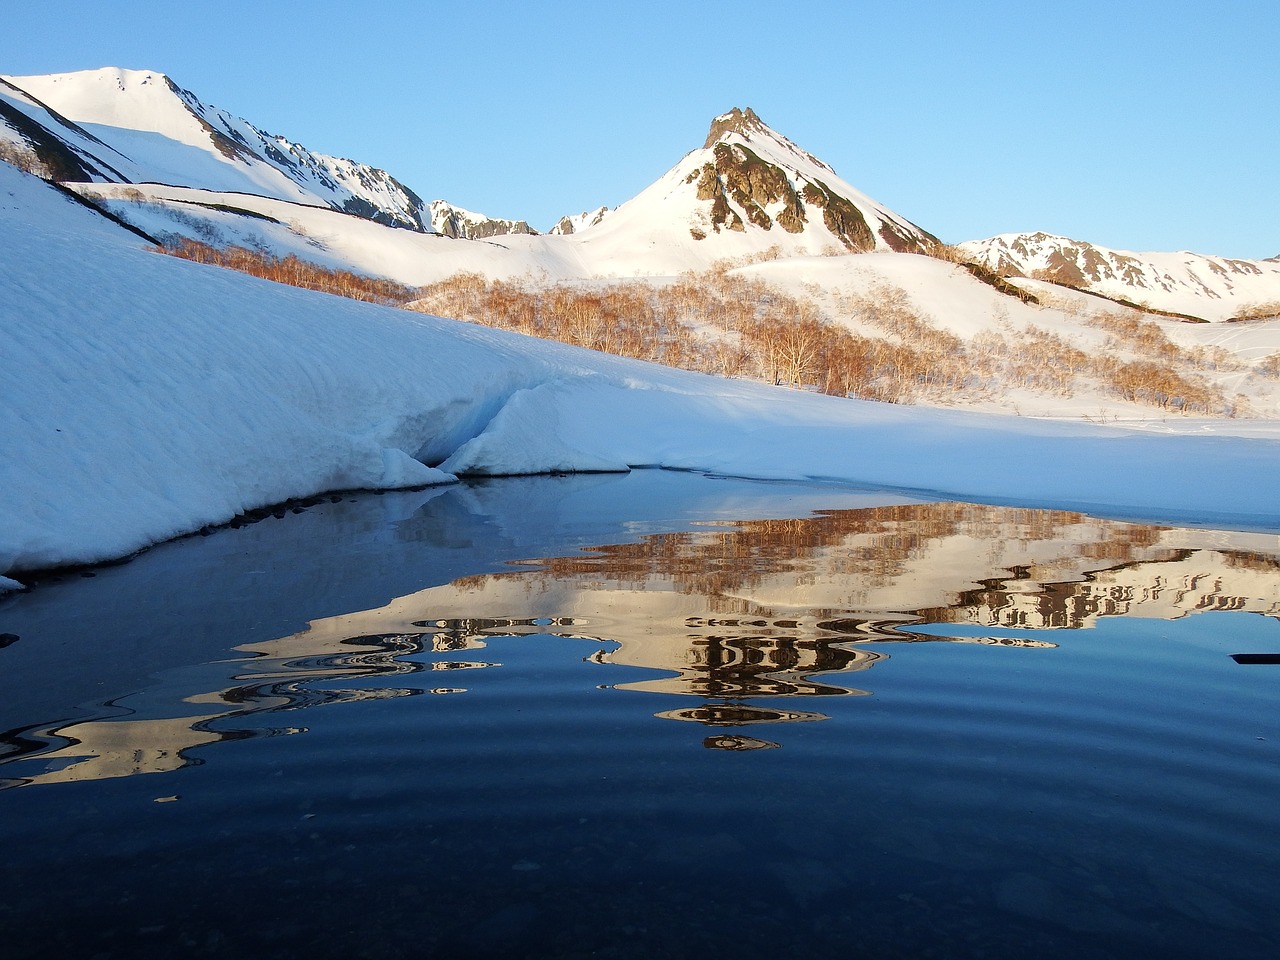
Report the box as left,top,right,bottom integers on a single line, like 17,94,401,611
4,481,1279,787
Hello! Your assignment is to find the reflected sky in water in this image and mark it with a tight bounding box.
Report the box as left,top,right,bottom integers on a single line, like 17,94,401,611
1,471,1278,959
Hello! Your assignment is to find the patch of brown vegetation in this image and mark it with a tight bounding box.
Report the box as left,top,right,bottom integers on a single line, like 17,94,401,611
1227,301,1280,322
152,239,1236,418
161,238,415,305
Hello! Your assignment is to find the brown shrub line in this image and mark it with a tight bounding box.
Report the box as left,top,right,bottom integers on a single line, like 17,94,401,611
154,240,1236,416
162,238,416,306
1228,301,1280,323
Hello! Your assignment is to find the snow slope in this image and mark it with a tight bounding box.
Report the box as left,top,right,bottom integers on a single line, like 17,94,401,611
1,67,429,230
67,181,590,282
961,232,1280,322
7,66,1277,326
555,106,938,276
6,160,1280,591
45,97,944,282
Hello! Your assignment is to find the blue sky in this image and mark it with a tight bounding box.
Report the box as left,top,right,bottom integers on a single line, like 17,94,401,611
4,1,1277,258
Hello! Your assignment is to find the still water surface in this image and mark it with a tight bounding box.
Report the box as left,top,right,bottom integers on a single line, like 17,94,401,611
1,471,1278,959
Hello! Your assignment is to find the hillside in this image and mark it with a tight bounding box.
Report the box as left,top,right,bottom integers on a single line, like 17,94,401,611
0,67,429,230
961,232,1280,322
5,65,1280,473
5,66,1278,325
5,157,1280,591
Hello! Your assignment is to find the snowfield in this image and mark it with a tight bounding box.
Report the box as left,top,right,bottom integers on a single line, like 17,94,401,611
5,160,1280,591
2,67,429,230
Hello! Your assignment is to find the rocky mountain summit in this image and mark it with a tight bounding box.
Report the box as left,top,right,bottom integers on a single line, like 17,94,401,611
3,69,1276,318
683,107,937,253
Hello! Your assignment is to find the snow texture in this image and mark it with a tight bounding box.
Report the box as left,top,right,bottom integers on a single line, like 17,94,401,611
5,160,1280,594
962,232,1280,321
1,67,427,230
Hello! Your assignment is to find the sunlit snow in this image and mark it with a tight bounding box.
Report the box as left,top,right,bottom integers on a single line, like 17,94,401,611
5,161,1280,593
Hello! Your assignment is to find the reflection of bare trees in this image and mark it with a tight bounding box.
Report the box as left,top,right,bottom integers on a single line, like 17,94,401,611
430,502,1280,700
456,502,1171,612
6,499,1279,785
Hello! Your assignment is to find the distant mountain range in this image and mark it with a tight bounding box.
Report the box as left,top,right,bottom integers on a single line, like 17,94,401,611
2,66,1278,320
961,232,1280,322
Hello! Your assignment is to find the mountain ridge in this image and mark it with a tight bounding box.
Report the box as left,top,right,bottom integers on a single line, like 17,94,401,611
0,67,431,230
2,67,1276,320
961,231,1280,321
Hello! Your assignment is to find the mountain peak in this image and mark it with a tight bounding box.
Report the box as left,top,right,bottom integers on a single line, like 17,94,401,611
702,106,835,178
704,107,768,148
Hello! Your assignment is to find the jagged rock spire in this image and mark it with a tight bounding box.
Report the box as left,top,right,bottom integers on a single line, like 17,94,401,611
704,107,770,148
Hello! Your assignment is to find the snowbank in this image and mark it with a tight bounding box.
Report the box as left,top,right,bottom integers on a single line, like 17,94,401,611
442,378,1280,528
5,163,1280,588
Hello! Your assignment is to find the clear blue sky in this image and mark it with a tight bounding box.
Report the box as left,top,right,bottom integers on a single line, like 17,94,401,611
4,1,1277,258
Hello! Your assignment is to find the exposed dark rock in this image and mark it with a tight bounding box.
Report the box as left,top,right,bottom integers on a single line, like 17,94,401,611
689,142,809,236
165,77,254,164
879,218,939,253
0,95,122,182
714,142,807,233
961,261,1040,304
434,211,537,240
343,196,425,231
704,107,770,148
802,179,874,251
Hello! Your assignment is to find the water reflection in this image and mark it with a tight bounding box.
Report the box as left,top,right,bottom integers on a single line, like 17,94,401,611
3,488,1280,786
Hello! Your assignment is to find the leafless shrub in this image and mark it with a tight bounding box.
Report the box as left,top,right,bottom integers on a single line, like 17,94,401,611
1029,266,1082,288
1230,301,1280,322
1187,344,1243,372
1085,309,1192,365
153,239,1242,417
921,242,970,264
1095,358,1217,414
1255,353,1280,379
162,238,415,305
0,138,51,178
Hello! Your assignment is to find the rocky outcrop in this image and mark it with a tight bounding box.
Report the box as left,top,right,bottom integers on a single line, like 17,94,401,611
549,205,610,235
683,106,936,253
686,142,808,236
429,200,537,240
801,179,873,251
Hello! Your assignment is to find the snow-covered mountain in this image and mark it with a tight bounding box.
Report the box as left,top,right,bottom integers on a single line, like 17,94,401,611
2,70,940,272
5,130,1280,588
428,199,537,239
5,66,1279,325
691,107,936,254
553,107,939,274
44,98,945,281
961,232,1280,322
549,205,611,235
0,67,430,230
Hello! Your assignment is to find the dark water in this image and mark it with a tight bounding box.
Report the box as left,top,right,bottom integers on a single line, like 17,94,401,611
1,471,1278,959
